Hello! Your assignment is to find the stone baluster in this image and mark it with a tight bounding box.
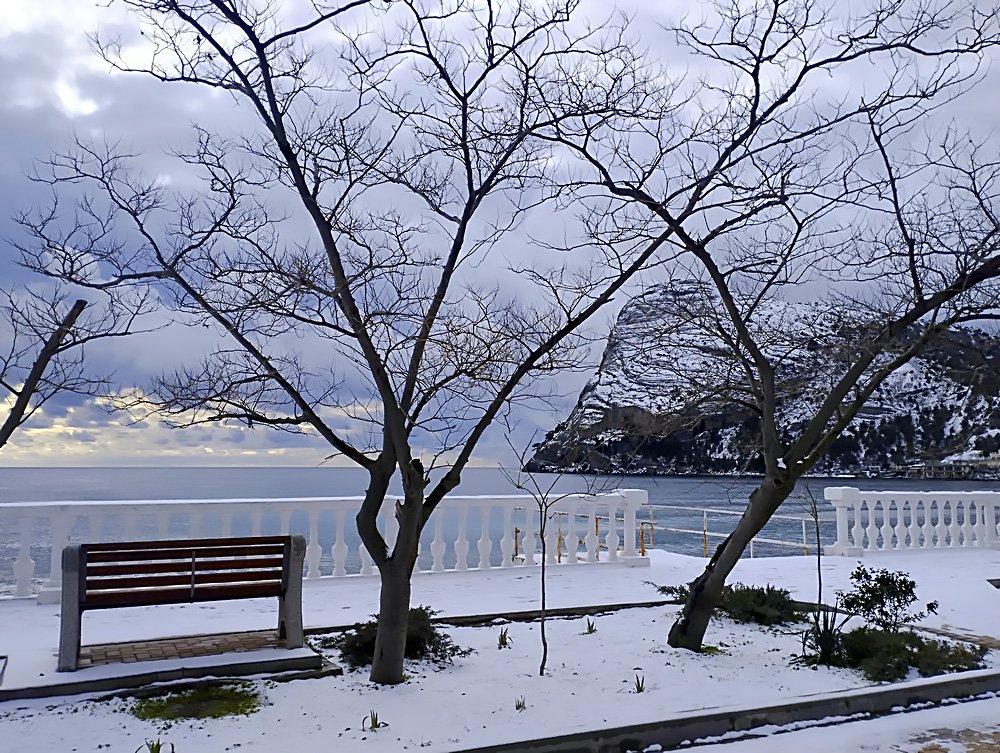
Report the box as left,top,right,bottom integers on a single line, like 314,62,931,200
37,509,75,604
359,539,375,576
877,500,893,551
476,503,492,569
306,509,322,578
863,501,881,551
564,503,579,565
946,500,961,547
332,508,348,577
604,500,620,563
906,501,921,548
431,514,446,572
13,516,35,598
959,500,973,546
584,506,599,562
382,501,400,553
891,500,907,550
971,500,987,546
454,507,470,571
522,506,537,566
544,512,558,565
920,500,935,547
499,506,514,568
933,500,948,547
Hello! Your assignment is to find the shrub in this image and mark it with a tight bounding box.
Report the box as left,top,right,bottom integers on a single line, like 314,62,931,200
719,584,800,626
323,606,473,669
840,627,986,682
648,580,800,626
842,627,917,681
914,638,987,677
838,566,938,634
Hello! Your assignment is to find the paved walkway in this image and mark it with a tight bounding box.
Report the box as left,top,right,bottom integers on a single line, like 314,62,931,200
79,630,286,668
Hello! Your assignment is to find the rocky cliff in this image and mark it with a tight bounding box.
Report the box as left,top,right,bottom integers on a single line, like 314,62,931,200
528,284,1000,476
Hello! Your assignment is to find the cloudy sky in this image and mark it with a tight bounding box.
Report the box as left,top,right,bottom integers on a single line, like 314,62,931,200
1,0,998,467
0,0,620,467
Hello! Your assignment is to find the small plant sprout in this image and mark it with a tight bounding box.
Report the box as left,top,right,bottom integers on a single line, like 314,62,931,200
137,741,174,753
633,674,645,693
514,696,527,712
497,627,512,650
362,709,387,732
585,618,597,635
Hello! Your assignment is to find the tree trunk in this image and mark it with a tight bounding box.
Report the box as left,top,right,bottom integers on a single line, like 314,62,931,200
667,480,791,651
538,505,548,676
366,460,425,685
369,562,414,685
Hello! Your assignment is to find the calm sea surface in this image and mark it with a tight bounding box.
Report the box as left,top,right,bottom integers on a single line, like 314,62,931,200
2,467,998,587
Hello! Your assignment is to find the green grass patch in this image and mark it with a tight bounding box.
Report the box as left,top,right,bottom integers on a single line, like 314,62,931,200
132,684,262,722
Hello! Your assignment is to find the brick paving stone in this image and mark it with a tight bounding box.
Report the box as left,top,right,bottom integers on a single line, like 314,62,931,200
78,630,285,668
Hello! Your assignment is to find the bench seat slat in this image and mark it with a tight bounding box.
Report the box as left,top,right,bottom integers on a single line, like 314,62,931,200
87,569,284,591
86,544,285,562
83,581,284,609
85,557,286,577
83,536,289,552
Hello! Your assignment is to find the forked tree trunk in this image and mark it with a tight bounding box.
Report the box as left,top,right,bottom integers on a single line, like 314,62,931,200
365,467,425,685
370,561,414,684
667,480,792,651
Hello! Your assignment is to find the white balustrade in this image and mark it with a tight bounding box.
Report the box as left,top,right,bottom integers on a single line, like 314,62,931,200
825,487,1000,555
0,490,649,601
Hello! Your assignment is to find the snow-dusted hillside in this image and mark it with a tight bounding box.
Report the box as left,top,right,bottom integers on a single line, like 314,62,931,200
529,284,1000,476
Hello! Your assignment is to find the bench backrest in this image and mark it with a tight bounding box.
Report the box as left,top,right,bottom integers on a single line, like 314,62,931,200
77,535,294,610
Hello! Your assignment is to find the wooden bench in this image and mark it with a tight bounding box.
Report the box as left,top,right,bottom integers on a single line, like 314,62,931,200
58,535,306,672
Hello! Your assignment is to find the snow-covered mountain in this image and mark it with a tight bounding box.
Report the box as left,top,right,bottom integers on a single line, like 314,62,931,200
528,284,1000,476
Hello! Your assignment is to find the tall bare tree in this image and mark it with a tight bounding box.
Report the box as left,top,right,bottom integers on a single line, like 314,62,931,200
17,0,664,684
0,287,150,452
539,0,1000,650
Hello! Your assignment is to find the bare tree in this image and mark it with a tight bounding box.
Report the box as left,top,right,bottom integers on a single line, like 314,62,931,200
500,433,618,676
540,0,1000,650
17,0,664,684
0,287,150,451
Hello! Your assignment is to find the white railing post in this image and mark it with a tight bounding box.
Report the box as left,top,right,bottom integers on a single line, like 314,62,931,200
620,489,649,566
824,487,862,556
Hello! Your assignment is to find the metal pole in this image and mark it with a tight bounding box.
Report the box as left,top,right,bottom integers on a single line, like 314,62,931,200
703,510,708,557
514,527,519,558
802,518,809,555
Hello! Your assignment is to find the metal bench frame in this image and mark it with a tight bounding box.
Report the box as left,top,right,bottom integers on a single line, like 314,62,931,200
57,535,306,672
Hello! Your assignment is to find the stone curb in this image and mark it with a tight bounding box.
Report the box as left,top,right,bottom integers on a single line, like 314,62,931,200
0,650,325,703
304,599,680,635
454,670,1000,753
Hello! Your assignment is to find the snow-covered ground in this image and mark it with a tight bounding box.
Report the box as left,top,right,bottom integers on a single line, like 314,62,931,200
0,548,997,752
